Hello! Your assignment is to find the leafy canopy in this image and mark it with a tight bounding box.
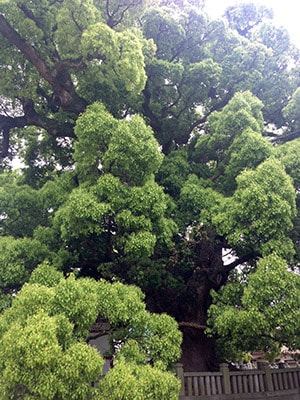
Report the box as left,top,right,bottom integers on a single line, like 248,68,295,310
1,0,300,371
208,254,300,362
0,263,182,399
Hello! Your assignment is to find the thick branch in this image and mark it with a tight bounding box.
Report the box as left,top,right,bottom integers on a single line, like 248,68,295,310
106,0,142,27
1,128,9,158
267,130,300,144
0,114,26,157
20,99,75,137
142,82,163,137
17,2,44,31
0,100,75,158
222,252,257,275
86,331,110,344
0,14,86,114
178,321,207,330
187,89,234,135
0,15,51,79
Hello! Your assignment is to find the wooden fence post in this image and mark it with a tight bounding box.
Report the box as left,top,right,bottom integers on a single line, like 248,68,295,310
220,363,231,394
176,363,185,396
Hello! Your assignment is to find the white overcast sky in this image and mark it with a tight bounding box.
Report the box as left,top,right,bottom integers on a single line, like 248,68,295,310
204,0,300,49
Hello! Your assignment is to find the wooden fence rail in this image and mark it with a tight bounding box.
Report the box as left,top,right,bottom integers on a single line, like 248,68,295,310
176,362,300,399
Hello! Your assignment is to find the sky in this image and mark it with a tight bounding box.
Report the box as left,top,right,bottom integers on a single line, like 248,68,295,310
203,0,300,49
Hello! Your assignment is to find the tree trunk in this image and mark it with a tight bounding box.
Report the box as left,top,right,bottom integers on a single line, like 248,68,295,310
146,280,218,371
180,326,217,372
177,276,220,372
146,227,227,372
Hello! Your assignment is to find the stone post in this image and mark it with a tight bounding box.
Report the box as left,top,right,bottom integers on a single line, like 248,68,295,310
257,361,274,392
220,363,231,394
176,363,185,396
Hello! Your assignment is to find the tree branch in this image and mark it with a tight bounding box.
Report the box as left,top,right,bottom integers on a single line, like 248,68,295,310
20,98,75,137
106,0,143,27
0,14,87,114
222,252,257,274
1,126,11,158
0,114,26,157
187,89,234,135
267,130,300,144
0,100,75,158
17,2,44,31
0,15,51,79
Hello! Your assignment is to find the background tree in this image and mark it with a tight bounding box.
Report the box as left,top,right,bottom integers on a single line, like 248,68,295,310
1,0,300,373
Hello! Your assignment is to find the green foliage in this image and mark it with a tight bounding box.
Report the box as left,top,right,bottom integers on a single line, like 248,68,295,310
55,188,111,239
223,128,274,194
79,23,150,114
208,254,300,361
197,91,264,158
102,115,163,186
96,0,147,29
0,265,182,399
55,0,100,59
29,261,63,287
74,102,117,183
215,158,296,258
179,174,221,225
54,167,176,268
0,312,103,399
37,172,75,212
74,104,163,186
142,312,183,368
124,231,157,258
19,128,74,189
157,149,190,198
143,8,186,61
275,139,300,190
225,3,273,37
2,0,300,372
97,280,145,325
283,88,300,131
51,275,100,338
209,91,263,137
0,181,47,237
97,361,180,400
0,236,50,292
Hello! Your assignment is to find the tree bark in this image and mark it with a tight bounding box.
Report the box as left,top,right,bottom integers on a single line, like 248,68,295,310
180,326,217,372
177,267,222,372
146,227,254,371
153,277,220,372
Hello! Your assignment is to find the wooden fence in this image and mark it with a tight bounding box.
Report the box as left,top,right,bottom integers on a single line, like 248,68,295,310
176,362,300,400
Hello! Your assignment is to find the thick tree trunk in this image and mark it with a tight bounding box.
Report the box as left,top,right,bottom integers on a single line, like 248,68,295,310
146,228,228,372
176,228,225,371
177,278,220,372
180,326,217,372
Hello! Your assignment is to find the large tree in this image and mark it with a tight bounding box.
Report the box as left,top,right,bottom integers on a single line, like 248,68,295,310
1,0,300,373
